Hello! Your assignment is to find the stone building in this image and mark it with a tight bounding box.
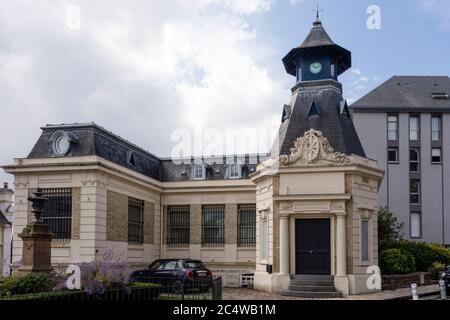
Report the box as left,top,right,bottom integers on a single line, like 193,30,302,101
0,183,14,276
2,18,384,296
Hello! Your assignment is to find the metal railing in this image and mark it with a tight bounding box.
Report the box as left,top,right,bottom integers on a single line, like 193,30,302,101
0,275,223,301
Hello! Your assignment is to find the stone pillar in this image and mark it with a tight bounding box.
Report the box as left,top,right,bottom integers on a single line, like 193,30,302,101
279,215,289,275
18,189,53,275
18,224,53,274
334,212,349,296
336,213,347,276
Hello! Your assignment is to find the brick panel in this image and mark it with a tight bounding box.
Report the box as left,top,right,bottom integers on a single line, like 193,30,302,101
144,201,154,244
190,204,201,245
106,191,128,242
71,187,81,240
225,204,237,245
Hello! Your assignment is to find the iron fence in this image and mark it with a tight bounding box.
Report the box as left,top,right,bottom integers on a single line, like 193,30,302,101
0,276,223,301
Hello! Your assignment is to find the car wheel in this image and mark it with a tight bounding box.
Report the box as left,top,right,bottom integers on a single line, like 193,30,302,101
172,279,185,295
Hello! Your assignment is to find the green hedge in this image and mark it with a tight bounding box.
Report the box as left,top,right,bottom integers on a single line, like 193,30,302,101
379,249,416,275
380,240,450,274
0,273,54,297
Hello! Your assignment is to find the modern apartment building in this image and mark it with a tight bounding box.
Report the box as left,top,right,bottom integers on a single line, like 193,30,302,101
351,76,450,245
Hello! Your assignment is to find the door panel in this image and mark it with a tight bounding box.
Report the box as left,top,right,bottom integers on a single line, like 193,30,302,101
295,219,331,275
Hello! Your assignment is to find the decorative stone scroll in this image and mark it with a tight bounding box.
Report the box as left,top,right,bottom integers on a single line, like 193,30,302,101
279,129,350,166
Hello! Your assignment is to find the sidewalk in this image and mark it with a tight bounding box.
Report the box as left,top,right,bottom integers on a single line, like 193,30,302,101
338,284,440,300
222,283,441,300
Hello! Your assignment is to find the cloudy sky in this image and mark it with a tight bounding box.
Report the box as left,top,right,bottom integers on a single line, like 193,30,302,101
1,0,450,186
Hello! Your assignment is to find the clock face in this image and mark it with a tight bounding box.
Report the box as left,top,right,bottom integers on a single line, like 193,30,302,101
310,62,322,74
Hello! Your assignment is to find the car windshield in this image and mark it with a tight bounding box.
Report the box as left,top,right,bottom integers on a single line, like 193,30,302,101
183,261,206,269
148,261,164,270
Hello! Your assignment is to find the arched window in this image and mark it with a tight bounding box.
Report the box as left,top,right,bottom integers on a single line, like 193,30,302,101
193,164,205,180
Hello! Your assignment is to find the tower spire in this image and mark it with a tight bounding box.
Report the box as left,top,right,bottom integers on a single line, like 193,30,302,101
314,1,322,21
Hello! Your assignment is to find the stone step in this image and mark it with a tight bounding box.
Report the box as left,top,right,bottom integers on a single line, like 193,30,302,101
280,290,342,299
293,274,334,280
290,279,335,286
289,285,335,292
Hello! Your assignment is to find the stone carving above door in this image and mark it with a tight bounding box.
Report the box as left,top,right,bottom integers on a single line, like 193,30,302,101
279,129,350,166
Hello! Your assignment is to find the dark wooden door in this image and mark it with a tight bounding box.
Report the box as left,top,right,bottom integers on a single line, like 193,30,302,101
295,219,331,275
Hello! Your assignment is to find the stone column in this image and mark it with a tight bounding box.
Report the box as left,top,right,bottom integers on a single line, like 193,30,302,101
335,213,347,277
279,215,289,276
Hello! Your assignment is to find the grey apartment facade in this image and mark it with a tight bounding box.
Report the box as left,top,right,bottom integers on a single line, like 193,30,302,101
351,76,450,245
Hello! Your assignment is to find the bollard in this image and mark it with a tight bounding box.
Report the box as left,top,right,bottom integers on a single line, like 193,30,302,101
439,280,447,300
411,283,419,300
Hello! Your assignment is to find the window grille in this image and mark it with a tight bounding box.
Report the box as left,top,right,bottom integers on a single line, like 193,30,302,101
167,205,190,247
238,204,256,247
202,204,225,247
128,197,144,243
41,188,72,241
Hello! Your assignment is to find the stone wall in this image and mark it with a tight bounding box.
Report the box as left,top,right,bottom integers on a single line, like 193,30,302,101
382,272,434,291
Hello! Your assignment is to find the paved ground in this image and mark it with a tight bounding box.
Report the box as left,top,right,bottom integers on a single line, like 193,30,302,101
222,284,442,301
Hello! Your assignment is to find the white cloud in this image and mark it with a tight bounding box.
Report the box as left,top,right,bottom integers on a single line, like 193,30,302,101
0,0,286,185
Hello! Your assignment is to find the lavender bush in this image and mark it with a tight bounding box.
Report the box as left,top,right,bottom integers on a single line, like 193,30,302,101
78,249,132,295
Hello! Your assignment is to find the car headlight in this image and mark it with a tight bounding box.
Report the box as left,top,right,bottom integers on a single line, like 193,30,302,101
441,272,447,279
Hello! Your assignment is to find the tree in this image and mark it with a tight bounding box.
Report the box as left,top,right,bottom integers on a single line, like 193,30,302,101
378,207,404,244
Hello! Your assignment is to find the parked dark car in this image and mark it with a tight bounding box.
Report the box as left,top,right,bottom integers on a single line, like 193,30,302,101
441,265,450,295
130,259,213,294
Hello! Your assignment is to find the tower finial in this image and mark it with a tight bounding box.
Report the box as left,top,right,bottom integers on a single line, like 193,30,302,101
314,1,322,21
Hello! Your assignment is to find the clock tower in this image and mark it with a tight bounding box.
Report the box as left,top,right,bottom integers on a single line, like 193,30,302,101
252,17,384,297
282,17,351,83
275,17,365,158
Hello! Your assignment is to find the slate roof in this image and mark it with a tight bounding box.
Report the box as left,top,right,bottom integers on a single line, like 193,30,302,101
300,20,335,48
0,211,10,225
27,123,266,182
276,82,366,158
28,123,162,180
350,76,450,112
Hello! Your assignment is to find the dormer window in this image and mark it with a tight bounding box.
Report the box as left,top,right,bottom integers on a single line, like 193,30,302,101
127,151,136,167
230,163,241,179
49,131,78,157
193,164,205,180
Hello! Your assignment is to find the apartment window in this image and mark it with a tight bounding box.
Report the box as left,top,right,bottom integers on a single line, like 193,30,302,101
409,116,420,141
238,204,256,247
431,148,442,163
410,179,421,205
230,163,241,179
409,148,420,173
361,220,369,262
202,205,225,247
260,218,269,260
128,197,144,243
388,148,398,163
193,164,205,180
432,116,442,141
410,213,422,238
167,205,190,247
388,115,398,141
41,188,72,241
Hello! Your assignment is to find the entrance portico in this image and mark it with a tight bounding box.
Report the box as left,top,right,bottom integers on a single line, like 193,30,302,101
251,129,384,296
